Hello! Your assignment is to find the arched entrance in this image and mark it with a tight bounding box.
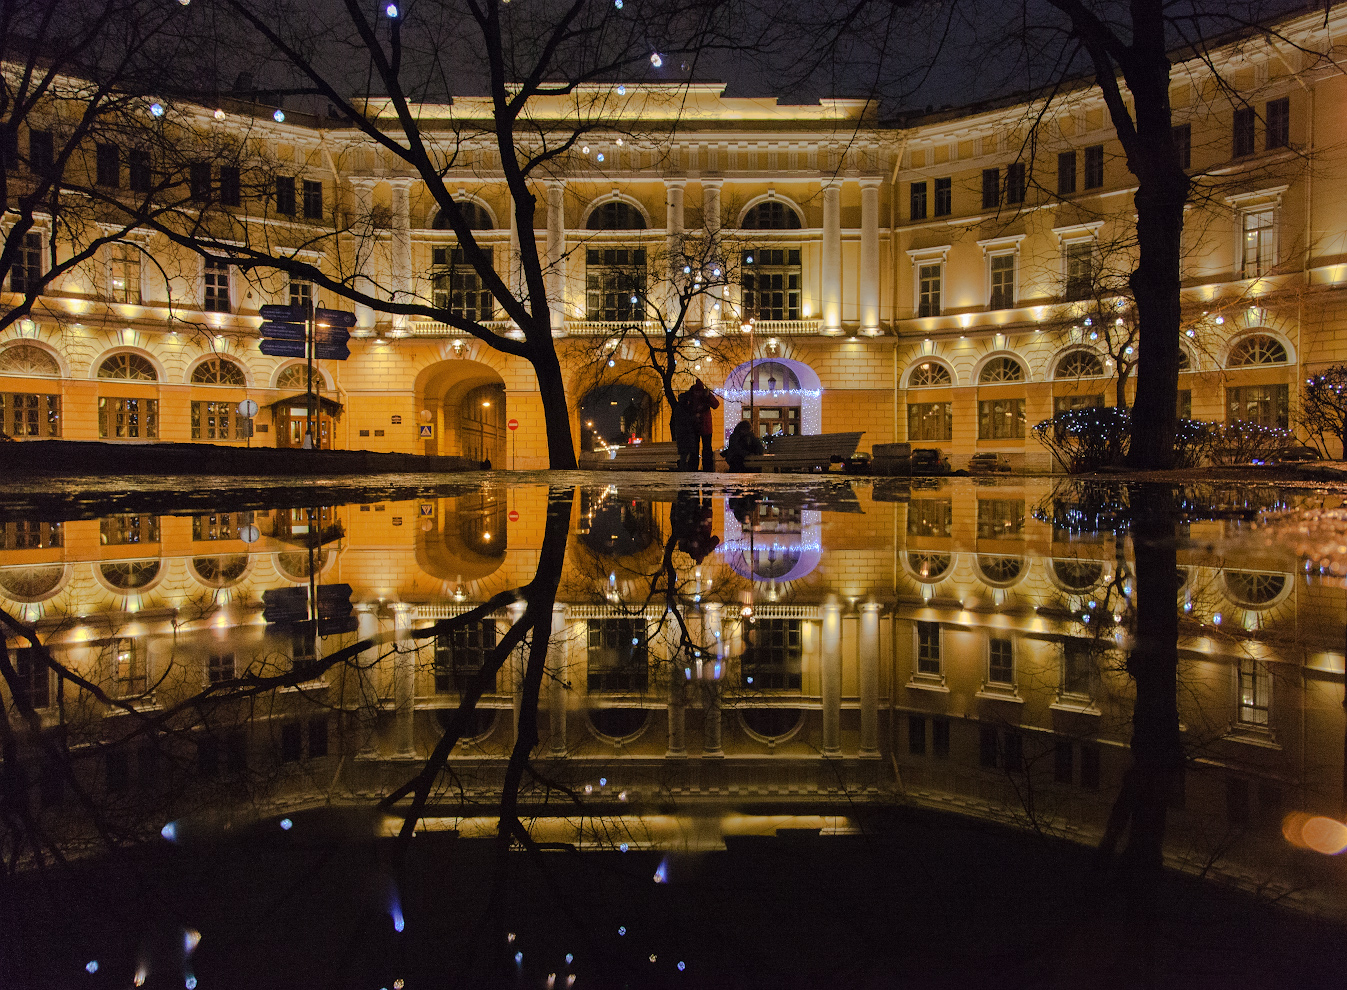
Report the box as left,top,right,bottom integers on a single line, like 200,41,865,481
578,384,653,452
723,358,821,444
415,358,507,463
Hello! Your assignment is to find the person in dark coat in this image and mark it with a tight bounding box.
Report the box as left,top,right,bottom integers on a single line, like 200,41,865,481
722,420,765,472
682,379,721,471
671,393,699,470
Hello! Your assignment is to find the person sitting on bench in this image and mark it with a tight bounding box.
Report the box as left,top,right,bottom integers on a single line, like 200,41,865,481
722,420,765,472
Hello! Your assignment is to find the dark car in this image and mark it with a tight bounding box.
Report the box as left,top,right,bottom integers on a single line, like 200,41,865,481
968,452,1012,474
911,448,951,475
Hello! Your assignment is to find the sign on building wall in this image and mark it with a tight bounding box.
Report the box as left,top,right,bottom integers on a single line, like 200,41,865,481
419,424,434,438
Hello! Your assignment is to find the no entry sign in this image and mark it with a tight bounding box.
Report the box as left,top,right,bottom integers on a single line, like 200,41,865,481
508,510,520,522
507,418,519,431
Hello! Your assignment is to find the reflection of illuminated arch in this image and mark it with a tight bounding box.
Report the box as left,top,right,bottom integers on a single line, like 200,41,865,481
416,495,507,582
1222,570,1290,609
0,564,68,603
587,707,650,743
722,357,822,442
976,554,1025,588
191,554,250,588
905,551,952,583
413,357,507,458
97,560,162,593
740,707,805,744
275,550,331,583
721,505,821,583
1050,558,1104,592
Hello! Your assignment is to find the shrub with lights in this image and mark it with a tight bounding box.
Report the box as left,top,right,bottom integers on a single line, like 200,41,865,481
1207,419,1294,466
1032,406,1131,472
1301,365,1347,459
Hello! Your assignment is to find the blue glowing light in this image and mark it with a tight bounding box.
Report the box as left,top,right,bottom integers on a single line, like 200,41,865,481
161,822,178,841
514,952,523,965
566,953,574,964
85,961,99,974
391,906,405,932
678,961,686,972
279,818,293,830
618,926,626,936
619,843,628,852
149,103,164,117
653,858,668,883
386,3,398,15
599,777,607,786
273,109,286,123
185,976,197,989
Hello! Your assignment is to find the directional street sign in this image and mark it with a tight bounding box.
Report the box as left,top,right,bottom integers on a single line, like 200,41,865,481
259,339,308,359
314,344,350,361
314,308,357,327
259,322,308,340
260,304,307,321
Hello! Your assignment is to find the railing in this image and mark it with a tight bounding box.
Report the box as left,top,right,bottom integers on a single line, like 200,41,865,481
401,317,829,338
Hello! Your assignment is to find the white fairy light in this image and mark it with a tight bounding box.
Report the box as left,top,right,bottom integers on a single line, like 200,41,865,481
651,52,663,68
273,109,286,122
149,103,164,117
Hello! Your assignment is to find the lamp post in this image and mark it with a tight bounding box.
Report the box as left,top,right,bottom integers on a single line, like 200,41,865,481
742,317,756,437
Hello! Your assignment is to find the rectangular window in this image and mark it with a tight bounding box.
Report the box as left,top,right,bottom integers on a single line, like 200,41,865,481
111,638,147,697
189,161,212,201
99,514,160,546
434,620,497,692
10,231,42,294
280,722,303,763
0,393,61,437
191,401,251,441
1054,740,1074,783
303,179,323,219
275,176,296,215
741,619,803,690
907,499,952,537
1173,123,1191,171
308,716,328,758
989,253,1015,309
909,181,927,221
980,725,999,768
908,715,926,755
1226,384,1289,429
29,129,54,173
741,248,801,321
1057,150,1076,194
981,167,1000,209
96,143,119,187
1241,207,1276,278
917,263,941,317
1238,657,1270,727
907,402,952,442
98,397,158,439
932,717,950,758
977,499,1025,538
1083,144,1104,189
989,638,1014,685
916,620,941,675
1064,241,1094,300
1266,97,1289,150
203,259,230,312
1062,639,1096,697
587,618,648,692
1080,744,1100,789
192,511,254,540
1,520,62,550
218,165,240,207
289,277,312,313
208,652,235,684
1006,161,1026,204
109,243,141,303
1233,106,1256,157
1053,394,1103,414
585,247,647,321
14,648,50,709
128,149,151,193
933,176,952,216
1178,389,1192,420
432,246,496,321
0,127,17,171
978,398,1026,439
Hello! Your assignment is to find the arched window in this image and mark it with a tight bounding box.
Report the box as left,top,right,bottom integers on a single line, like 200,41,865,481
276,550,329,581
1223,570,1287,606
191,554,249,587
100,560,160,591
0,565,65,602
908,552,952,582
741,708,804,741
1055,350,1104,379
98,353,157,381
275,365,326,392
191,357,246,386
588,708,649,740
1178,347,1191,372
586,200,646,230
0,343,59,376
743,361,799,392
977,555,1023,586
1227,334,1287,367
908,362,952,388
741,201,802,230
979,356,1025,384
1052,559,1103,591
433,201,494,230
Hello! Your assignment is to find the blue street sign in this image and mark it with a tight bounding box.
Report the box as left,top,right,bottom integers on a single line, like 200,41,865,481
259,322,308,340
314,344,350,361
260,304,307,321
314,308,356,327
314,327,351,344
260,339,308,359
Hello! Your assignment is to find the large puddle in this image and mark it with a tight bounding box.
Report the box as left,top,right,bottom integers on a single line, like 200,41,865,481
3,475,1347,987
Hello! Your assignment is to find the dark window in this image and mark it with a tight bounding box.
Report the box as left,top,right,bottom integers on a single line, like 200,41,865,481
225,732,247,774
981,168,1000,210
917,263,941,317
433,620,497,692
14,648,50,708
303,179,323,219
280,722,302,762
1063,640,1096,697
978,399,1026,440
308,716,328,757
0,391,61,438
1003,731,1023,771
1054,740,1074,783
587,618,648,692
99,514,160,546
275,176,296,215
29,130,54,174
40,753,64,807
586,200,646,230
932,718,950,758
1006,162,1026,204
218,166,240,207
907,402,952,442
989,638,1014,684
96,143,119,188
128,150,152,193
907,499,952,537
741,201,801,229
1057,151,1076,194
432,201,494,230
1266,97,1289,150
1233,106,1256,157
977,499,1024,539
910,181,927,221
916,621,941,675
1,520,62,549
741,248,801,320
933,177,951,216
1064,241,1094,300
9,232,42,294
908,715,926,755
1083,145,1103,189
1178,389,1192,420
137,740,160,785
989,253,1015,309
208,653,235,683
0,127,17,170
204,260,230,312
585,247,646,321
1226,777,1250,824
1173,124,1191,171
189,162,212,201
197,736,219,777
432,246,494,320
979,725,999,768
741,619,803,690
106,749,129,792
1227,384,1289,429
192,511,254,540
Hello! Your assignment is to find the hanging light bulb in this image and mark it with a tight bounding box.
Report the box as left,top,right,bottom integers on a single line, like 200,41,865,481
273,109,286,122
149,102,164,117
651,52,663,68
386,3,399,16
617,85,627,95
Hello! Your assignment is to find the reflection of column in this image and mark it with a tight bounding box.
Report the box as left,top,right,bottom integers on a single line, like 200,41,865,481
393,603,416,758
821,178,842,332
354,602,380,757
548,604,568,756
665,178,686,326
667,625,687,758
821,597,842,755
509,601,526,742
389,178,413,327
859,178,881,333
349,178,378,329
859,601,880,757
545,180,566,331
702,602,724,757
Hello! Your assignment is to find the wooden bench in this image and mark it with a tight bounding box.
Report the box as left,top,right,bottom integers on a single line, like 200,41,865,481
743,432,864,473
579,441,682,471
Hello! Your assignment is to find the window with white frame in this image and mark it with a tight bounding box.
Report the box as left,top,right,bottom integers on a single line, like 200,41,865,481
203,259,231,312
917,263,941,317
989,253,1015,309
915,621,941,676
288,276,312,313
1241,207,1276,278
988,637,1014,686
1237,657,1270,728
1064,240,1094,300
10,231,42,294
108,243,141,303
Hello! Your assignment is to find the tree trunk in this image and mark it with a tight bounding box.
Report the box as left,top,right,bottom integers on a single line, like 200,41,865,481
526,325,577,470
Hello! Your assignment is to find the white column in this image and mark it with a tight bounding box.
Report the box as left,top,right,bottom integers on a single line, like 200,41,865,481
859,177,881,334
354,602,380,757
702,179,722,240
547,604,568,756
821,178,842,333
545,180,567,331
665,178,686,325
393,603,416,758
859,602,881,757
821,597,842,755
349,178,378,329
702,602,724,757
389,178,413,327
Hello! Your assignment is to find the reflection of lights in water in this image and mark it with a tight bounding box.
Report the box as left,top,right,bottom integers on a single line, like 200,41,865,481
184,929,201,954
86,961,99,974
618,926,626,936
161,822,178,842
280,818,293,830
515,952,524,965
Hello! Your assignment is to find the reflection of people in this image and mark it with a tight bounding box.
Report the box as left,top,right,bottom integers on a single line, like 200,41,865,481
682,379,721,471
302,430,313,450
671,394,698,471
723,420,765,472
671,491,719,563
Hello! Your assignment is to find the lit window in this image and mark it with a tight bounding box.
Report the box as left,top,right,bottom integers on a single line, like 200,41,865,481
1241,208,1276,278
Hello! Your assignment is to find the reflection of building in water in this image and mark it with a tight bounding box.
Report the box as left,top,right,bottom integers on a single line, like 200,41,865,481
2,481,1344,893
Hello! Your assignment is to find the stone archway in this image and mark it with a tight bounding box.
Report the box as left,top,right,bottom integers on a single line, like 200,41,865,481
415,358,507,463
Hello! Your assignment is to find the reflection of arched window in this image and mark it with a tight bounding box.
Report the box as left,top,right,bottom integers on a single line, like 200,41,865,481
191,554,249,587
1052,559,1103,591
908,362,952,388
460,383,505,464
98,353,157,381
1223,570,1287,606
100,560,160,590
433,201,493,230
1227,334,1287,367
275,550,329,581
741,201,802,229
979,357,1024,384
588,708,649,740
908,552,951,582
0,343,59,376
0,565,65,601
741,708,804,740
976,555,1023,586
459,494,506,557
276,365,325,391
586,201,646,230
1054,350,1104,379
191,357,246,386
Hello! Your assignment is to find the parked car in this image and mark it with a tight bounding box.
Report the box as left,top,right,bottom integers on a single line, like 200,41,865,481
911,448,951,475
968,452,1012,474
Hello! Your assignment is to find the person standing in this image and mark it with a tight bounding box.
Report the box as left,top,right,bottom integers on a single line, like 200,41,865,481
683,378,720,471
671,393,698,470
